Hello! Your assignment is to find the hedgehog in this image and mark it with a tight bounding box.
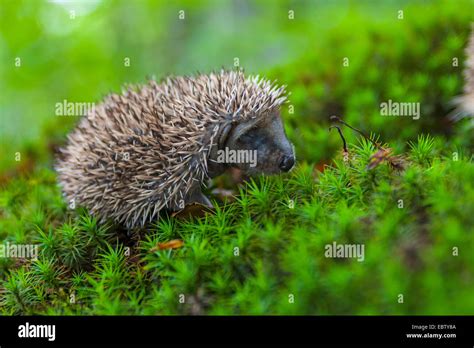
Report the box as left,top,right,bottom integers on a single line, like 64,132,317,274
56,70,295,228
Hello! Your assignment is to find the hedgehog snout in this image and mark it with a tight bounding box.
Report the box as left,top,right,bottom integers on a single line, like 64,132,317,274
279,154,295,172
275,134,295,172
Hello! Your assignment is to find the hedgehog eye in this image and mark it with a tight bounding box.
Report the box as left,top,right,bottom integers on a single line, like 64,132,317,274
238,133,253,143
239,128,257,142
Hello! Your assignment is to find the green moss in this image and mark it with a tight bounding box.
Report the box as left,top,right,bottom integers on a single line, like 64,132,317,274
1,133,473,315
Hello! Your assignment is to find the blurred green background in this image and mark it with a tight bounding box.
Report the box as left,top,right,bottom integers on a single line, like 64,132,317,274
1,0,472,171
0,0,473,315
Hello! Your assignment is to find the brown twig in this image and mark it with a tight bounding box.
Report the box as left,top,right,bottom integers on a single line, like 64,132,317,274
330,115,381,149
329,115,406,171
329,125,348,153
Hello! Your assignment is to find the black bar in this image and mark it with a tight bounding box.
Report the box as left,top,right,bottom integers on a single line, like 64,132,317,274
0,316,473,346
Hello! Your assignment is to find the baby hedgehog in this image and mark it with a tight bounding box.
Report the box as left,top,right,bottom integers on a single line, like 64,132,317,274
56,70,295,228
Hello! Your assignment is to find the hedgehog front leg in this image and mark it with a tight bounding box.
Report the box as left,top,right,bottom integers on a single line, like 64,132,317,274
187,189,213,208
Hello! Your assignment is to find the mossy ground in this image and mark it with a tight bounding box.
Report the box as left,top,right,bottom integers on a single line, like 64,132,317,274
1,134,473,315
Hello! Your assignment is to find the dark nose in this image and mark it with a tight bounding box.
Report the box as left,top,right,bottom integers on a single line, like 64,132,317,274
279,155,295,172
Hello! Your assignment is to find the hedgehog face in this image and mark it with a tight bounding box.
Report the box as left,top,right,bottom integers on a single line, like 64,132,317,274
223,110,295,175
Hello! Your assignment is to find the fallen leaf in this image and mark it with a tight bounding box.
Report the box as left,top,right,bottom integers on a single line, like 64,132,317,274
366,148,392,170
314,161,329,173
387,154,406,171
150,239,184,252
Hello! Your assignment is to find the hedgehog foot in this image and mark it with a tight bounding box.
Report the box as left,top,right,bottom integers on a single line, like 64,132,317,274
188,191,213,209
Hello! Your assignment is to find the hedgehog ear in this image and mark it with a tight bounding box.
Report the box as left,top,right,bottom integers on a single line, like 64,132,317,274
230,117,260,140
222,117,261,150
